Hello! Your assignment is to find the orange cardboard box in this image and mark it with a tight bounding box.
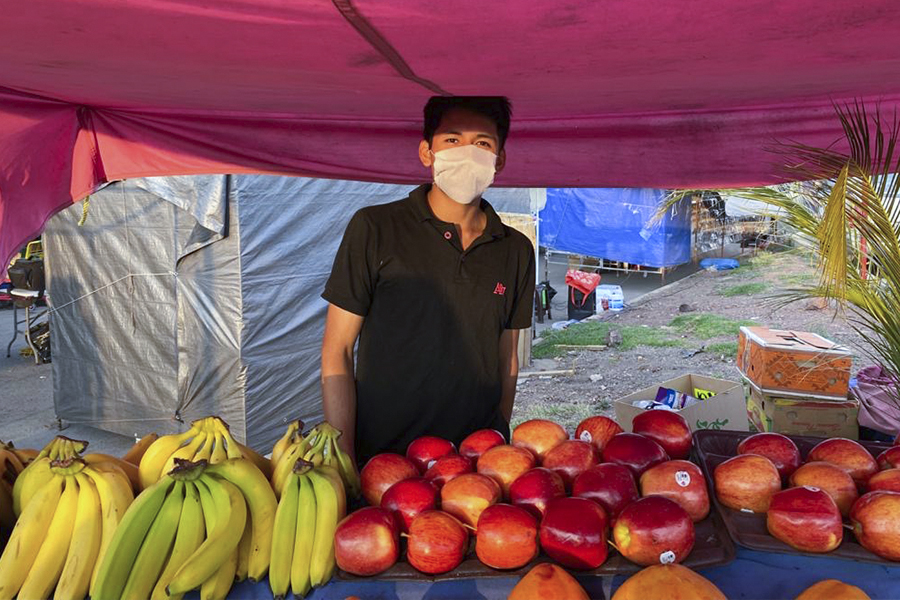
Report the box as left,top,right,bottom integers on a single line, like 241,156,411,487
737,326,852,399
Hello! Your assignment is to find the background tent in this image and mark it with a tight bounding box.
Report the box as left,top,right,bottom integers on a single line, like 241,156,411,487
43,175,536,447
4,1,900,271
539,188,691,268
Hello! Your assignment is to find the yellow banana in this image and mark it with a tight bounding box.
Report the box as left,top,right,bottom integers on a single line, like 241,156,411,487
160,432,208,481
85,464,135,595
210,432,227,464
56,473,102,600
83,453,141,491
235,519,252,582
91,475,175,600
269,473,299,599
237,442,273,479
200,546,238,600
167,475,246,595
0,474,64,599
120,480,185,600
17,475,79,600
272,442,304,498
271,420,303,468
303,433,328,467
290,472,316,598
122,433,159,466
152,480,205,600
138,428,197,489
328,435,361,498
206,458,278,581
307,467,340,588
317,464,347,518
192,434,214,463
12,456,52,515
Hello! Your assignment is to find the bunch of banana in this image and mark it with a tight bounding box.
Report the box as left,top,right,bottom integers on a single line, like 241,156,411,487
270,421,360,500
0,442,29,536
0,437,133,600
269,458,347,599
138,416,272,491
121,432,159,466
93,456,277,600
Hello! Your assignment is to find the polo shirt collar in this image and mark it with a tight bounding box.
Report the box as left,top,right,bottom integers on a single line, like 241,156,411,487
409,184,506,239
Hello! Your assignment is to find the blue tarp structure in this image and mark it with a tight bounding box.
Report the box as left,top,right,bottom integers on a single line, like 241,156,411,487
539,188,691,268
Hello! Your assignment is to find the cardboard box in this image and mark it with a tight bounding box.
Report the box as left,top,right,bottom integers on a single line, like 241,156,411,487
745,379,859,439
616,374,748,433
737,326,852,399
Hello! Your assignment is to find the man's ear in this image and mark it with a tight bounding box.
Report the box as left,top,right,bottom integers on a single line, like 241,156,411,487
495,148,506,173
418,140,433,168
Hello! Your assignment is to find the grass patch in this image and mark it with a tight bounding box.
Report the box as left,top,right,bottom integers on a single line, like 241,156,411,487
512,402,595,428
780,272,817,287
669,313,756,339
719,282,769,297
619,326,687,351
533,322,611,358
705,341,739,357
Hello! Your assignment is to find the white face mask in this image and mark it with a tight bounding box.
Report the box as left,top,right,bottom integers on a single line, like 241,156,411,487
431,145,497,205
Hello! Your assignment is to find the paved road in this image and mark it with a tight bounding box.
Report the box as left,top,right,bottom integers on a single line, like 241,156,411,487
0,306,133,455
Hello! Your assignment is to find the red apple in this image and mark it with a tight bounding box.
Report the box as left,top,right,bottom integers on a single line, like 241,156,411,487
512,419,567,460
639,460,710,522
807,438,878,487
477,444,536,497
406,510,468,574
424,454,473,489
713,454,781,513
575,416,623,452
380,477,439,532
508,467,566,519
406,436,456,473
877,446,900,471
475,503,539,569
612,496,695,566
360,453,419,507
459,429,506,462
572,463,639,520
541,440,599,491
539,497,609,569
737,432,802,479
895,433,900,445
867,469,900,493
766,486,843,553
440,472,502,528
602,433,669,477
334,507,401,576
851,491,900,561
789,461,858,517
632,410,693,460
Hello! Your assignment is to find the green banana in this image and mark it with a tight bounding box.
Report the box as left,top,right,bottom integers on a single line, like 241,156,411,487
0,474,64,600
91,474,175,600
85,463,135,595
119,480,185,600
166,475,246,595
17,475,79,600
55,473,102,600
307,467,339,588
329,435,361,498
152,481,206,600
206,457,277,582
269,473,299,599
291,472,316,598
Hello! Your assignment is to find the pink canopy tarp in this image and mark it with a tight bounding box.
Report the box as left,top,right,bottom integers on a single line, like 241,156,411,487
3,0,900,269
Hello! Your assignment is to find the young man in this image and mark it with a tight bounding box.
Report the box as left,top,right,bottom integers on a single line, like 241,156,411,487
321,96,535,466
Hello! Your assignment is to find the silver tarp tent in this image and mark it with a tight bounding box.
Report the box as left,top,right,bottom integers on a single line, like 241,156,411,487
43,175,539,449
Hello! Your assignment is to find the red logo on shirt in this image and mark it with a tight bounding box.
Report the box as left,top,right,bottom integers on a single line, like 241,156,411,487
493,282,506,295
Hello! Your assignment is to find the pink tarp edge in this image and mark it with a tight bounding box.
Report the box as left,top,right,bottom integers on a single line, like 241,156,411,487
4,0,900,270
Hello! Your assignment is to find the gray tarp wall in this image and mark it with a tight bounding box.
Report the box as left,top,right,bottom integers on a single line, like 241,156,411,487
44,175,538,449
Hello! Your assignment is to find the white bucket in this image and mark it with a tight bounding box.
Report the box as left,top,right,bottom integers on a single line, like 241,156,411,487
595,284,625,312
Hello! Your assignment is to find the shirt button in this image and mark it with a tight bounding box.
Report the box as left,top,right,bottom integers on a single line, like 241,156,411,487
443,231,452,240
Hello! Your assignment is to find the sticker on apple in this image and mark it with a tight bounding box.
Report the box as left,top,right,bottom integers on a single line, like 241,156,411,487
579,430,592,443
675,471,691,487
659,551,676,564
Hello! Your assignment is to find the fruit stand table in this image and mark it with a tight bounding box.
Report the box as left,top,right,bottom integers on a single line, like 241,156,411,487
218,547,900,599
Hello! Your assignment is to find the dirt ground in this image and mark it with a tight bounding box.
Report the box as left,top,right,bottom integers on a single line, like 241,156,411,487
510,250,870,432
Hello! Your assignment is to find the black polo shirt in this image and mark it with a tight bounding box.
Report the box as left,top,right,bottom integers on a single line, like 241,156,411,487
323,184,535,464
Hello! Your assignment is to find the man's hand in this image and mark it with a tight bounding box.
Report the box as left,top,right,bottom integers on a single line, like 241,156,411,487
498,329,520,423
321,303,365,467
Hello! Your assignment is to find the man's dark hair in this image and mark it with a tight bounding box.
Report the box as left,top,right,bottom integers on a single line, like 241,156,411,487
423,96,512,149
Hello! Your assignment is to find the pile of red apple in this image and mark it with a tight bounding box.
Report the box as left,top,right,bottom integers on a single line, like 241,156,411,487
712,432,900,560
335,410,714,577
